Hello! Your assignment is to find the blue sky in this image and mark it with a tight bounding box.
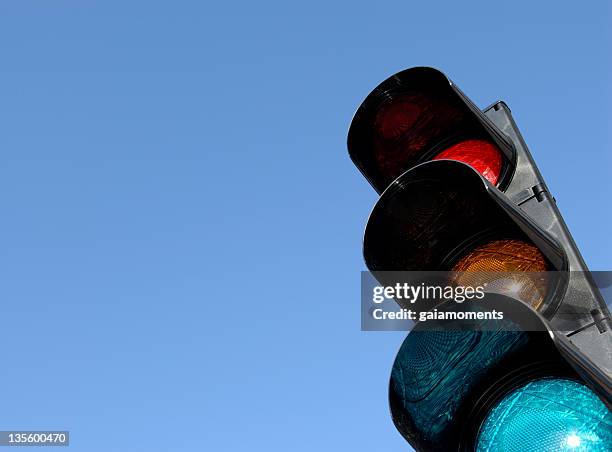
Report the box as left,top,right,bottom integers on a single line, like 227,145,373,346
0,2,610,451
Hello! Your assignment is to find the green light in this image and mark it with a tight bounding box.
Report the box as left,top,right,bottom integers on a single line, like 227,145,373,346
476,378,612,451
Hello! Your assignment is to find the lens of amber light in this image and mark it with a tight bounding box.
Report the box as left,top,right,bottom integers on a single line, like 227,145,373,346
433,139,503,185
451,239,548,310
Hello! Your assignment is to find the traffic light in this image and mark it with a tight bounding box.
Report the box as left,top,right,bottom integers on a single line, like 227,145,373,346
348,67,612,451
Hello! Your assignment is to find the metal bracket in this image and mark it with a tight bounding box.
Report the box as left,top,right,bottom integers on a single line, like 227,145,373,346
511,183,549,206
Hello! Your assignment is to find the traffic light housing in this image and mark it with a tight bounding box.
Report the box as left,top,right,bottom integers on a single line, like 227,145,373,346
348,67,515,193
348,67,612,451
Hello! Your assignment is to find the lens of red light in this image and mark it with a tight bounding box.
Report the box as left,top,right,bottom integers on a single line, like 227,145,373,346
369,94,467,189
433,139,503,185
374,97,422,141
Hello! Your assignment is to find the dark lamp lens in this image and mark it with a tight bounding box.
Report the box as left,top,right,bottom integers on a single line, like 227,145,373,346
374,97,422,141
370,94,465,187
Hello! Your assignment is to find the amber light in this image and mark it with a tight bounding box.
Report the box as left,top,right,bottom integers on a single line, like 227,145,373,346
451,239,549,310
433,139,503,185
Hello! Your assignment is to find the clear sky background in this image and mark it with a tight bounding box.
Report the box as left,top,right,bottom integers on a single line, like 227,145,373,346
0,2,610,451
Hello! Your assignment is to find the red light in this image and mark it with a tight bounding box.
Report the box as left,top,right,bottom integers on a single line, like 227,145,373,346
433,139,503,185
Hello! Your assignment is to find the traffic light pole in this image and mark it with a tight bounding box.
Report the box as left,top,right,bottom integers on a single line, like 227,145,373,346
483,100,612,375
